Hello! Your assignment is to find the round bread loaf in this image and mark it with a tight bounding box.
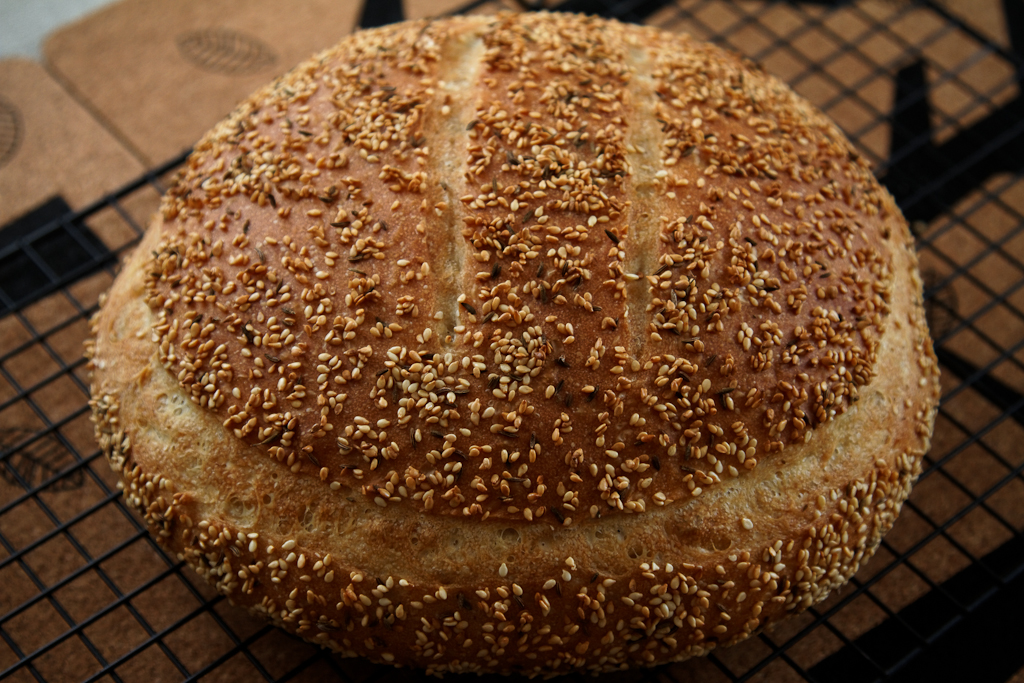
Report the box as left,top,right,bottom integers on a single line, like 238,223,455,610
88,12,940,675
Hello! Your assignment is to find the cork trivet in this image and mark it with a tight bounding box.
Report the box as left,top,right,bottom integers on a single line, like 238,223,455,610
0,59,143,228
44,0,362,166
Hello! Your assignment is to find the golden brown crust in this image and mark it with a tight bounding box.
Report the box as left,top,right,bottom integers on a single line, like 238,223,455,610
89,13,940,675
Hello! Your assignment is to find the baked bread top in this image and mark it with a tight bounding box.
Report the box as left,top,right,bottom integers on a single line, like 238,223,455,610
90,12,940,675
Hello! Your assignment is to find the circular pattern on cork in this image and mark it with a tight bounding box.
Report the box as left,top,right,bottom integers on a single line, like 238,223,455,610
176,28,278,76
0,96,22,170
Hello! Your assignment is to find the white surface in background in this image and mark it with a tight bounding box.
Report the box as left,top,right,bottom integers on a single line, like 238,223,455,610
0,0,115,59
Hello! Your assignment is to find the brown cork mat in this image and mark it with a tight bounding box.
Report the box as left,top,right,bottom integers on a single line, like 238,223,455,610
0,55,160,426
0,59,143,228
0,53,164,683
44,0,364,166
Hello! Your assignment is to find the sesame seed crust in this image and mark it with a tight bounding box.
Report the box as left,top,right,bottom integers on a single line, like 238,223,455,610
89,13,939,675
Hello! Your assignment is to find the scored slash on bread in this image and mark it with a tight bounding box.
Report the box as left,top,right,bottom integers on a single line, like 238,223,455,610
88,12,939,675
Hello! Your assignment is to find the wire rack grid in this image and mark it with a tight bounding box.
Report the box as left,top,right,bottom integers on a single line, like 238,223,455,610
1,1,1022,682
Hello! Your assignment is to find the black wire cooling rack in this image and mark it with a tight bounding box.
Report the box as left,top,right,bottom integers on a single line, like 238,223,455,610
2,1,1023,682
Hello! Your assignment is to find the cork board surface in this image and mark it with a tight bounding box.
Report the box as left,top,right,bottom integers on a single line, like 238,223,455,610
0,59,143,227
44,0,363,166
